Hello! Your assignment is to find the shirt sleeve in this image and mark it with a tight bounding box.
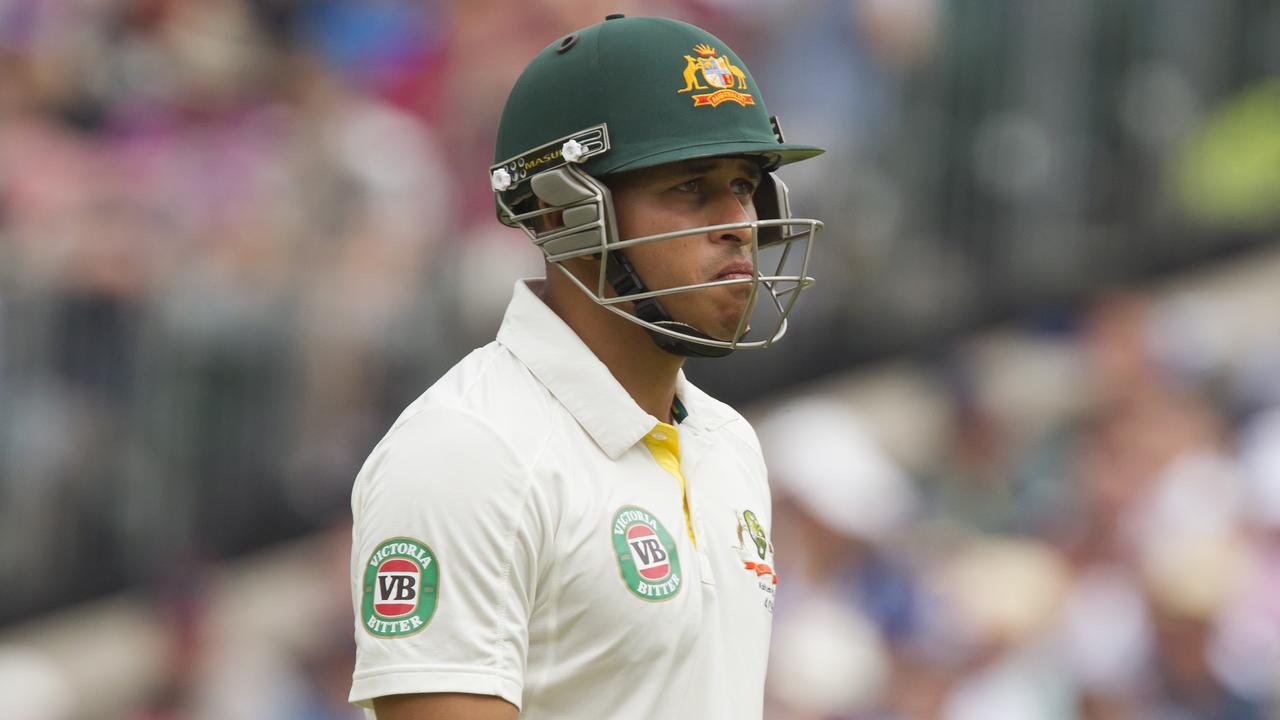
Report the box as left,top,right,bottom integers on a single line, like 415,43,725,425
348,404,548,712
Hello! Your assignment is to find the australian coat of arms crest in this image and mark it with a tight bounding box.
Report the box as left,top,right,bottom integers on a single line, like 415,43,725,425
679,44,756,108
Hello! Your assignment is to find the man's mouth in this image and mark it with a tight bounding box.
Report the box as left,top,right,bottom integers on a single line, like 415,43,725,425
715,261,755,281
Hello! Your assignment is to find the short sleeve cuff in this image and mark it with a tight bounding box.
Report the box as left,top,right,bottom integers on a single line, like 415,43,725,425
349,667,523,711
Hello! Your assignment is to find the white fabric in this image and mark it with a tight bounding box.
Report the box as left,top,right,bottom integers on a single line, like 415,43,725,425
349,279,777,719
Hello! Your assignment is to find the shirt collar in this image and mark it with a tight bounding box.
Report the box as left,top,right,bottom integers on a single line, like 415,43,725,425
674,367,740,432
496,279,657,459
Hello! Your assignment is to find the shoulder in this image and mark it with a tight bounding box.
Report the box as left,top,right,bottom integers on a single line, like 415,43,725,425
353,342,560,510
389,342,558,459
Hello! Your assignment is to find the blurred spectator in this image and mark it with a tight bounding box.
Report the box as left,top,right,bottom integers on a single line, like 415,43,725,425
932,538,1073,720
757,398,920,718
0,646,73,720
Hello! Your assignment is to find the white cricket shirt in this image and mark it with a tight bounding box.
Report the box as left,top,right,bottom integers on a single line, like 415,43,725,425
349,279,779,719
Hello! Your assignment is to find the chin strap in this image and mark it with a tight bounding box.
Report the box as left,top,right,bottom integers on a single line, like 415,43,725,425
605,252,734,359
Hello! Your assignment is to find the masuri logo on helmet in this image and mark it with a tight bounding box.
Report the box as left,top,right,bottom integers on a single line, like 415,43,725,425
491,15,825,358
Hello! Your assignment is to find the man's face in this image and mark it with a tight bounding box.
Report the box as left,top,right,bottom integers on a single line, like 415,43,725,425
606,157,762,342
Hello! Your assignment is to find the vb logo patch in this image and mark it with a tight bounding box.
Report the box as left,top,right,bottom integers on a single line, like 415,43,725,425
612,506,683,601
361,537,438,638
678,44,755,108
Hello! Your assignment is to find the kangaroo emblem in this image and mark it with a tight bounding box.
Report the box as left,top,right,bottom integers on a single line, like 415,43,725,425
679,55,709,92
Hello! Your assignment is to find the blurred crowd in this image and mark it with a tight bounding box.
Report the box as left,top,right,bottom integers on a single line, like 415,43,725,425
0,0,1278,718
757,287,1280,719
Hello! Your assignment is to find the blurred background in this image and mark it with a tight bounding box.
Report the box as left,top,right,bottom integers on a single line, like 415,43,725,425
0,0,1278,718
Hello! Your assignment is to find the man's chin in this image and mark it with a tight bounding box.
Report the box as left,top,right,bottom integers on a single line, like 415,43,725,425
664,297,750,343
706,317,751,343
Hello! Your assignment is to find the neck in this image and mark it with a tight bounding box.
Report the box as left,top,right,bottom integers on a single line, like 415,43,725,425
540,267,684,424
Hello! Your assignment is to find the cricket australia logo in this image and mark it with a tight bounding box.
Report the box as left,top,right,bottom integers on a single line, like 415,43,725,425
742,509,769,560
361,537,439,638
612,506,683,601
678,44,755,108
736,509,778,591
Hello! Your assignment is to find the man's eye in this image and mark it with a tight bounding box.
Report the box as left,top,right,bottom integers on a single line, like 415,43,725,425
675,180,700,193
732,179,758,196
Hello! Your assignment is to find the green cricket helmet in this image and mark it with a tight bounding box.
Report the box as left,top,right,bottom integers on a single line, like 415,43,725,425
491,14,825,357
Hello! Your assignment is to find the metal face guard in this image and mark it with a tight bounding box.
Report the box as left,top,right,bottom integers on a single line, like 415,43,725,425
496,164,823,353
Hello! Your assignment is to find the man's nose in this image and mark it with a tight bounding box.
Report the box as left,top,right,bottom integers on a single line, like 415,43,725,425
711,191,754,245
